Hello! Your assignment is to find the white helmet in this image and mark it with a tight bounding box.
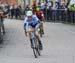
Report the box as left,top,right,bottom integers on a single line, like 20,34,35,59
26,11,33,16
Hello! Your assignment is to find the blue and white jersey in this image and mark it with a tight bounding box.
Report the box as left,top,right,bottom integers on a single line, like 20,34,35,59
24,15,40,29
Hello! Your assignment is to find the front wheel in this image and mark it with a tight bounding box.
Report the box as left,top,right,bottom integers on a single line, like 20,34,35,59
33,48,38,58
37,48,41,56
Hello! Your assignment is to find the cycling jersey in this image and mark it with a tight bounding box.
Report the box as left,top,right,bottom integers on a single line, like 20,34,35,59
24,15,40,30
34,11,44,21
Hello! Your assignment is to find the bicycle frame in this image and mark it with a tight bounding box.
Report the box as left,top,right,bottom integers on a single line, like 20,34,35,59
31,28,41,58
31,29,38,49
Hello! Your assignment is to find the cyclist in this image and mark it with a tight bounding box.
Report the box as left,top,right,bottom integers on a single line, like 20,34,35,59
34,7,45,34
32,0,36,14
24,10,43,50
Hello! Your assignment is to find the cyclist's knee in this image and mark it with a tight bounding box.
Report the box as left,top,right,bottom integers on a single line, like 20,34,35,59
35,30,40,36
27,28,32,33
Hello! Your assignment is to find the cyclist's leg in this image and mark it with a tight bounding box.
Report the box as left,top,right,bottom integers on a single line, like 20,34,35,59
35,23,41,38
35,30,43,50
35,24,43,50
41,21,44,34
26,26,33,48
26,25,33,37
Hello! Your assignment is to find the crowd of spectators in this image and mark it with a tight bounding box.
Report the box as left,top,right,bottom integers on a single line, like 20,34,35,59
1,0,75,23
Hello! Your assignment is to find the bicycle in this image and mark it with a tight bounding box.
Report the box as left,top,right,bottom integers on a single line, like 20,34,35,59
31,28,41,58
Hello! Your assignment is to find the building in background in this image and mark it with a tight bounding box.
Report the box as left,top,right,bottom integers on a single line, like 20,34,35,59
17,0,24,7
0,0,71,7
0,0,7,4
0,0,46,6
0,0,17,5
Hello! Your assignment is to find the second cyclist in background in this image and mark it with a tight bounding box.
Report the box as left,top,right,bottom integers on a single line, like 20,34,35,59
34,6,45,35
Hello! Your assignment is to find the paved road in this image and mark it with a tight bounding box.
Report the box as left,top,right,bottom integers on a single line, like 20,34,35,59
0,19,75,63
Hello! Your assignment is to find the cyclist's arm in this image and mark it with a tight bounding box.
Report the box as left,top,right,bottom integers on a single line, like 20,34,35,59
41,11,45,21
33,15,39,21
24,23,27,36
24,23,26,32
33,15,41,23
24,17,28,32
24,17,29,36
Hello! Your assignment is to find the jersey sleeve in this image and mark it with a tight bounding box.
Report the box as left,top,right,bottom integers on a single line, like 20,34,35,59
24,17,27,24
41,11,44,19
33,15,40,21
24,17,28,30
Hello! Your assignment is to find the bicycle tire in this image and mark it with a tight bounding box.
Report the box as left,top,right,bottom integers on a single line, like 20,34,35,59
33,48,38,58
37,48,41,56
32,38,38,58
31,30,41,58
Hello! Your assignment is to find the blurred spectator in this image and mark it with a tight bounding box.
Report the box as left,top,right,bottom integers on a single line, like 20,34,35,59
46,1,53,20
10,5,15,19
68,4,75,23
40,2,45,11
0,7,5,34
51,4,57,21
24,4,30,15
14,5,22,19
32,0,36,12
60,3,66,21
